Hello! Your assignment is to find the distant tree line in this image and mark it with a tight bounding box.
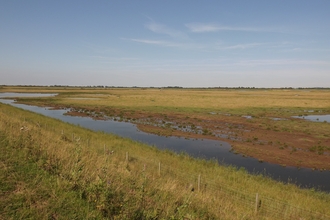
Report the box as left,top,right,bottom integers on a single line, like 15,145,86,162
1,85,329,90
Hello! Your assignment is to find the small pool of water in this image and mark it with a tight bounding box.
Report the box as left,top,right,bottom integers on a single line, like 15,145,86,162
0,92,57,98
271,117,287,121
293,115,330,123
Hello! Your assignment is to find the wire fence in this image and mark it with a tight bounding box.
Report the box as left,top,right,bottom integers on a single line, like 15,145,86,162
124,150,330,220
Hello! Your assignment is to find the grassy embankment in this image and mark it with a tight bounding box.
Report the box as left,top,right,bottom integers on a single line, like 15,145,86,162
1,102,330,219
2,86,330,170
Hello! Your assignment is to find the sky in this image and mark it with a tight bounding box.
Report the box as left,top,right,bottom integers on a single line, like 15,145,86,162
1,1,330,88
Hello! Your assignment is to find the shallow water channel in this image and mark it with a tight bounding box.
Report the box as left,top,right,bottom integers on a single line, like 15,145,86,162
1,93,330,192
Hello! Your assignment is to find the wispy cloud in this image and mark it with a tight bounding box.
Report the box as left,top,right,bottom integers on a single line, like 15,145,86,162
123,38,204,50
185,23,221,33
185,23,282,33
145,20,187,39
220,43,266,50
217,41,312,52
129,39,168,45
127,38,185,48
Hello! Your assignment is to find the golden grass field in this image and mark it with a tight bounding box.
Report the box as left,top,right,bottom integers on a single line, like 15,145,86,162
2,86,330,109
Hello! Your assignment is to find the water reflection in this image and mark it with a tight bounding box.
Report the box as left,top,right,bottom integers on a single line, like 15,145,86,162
1,93,330,192
0,92,57,98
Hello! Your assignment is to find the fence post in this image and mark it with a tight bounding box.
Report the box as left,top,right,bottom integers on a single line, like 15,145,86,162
255,193,260,213
198,174,201,192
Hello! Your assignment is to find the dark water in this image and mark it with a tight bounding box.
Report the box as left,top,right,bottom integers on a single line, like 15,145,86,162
1,93,330,192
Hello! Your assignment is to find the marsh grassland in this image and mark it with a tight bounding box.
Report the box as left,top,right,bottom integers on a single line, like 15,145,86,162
3,86,330,170
1,101,330,219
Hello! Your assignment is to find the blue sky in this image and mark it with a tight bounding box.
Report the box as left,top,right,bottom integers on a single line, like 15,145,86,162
1,1,330,87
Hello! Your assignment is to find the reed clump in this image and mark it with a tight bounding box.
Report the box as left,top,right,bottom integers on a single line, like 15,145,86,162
1,103,330,219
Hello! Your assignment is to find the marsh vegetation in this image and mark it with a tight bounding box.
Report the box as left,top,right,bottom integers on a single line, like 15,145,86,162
2,86,330,170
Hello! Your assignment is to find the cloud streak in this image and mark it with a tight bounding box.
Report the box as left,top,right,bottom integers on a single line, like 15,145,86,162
219,43,266,50
185,23,283,33
129,38,167,45
127,38,185,48
145,21,187,39
123,38,205,50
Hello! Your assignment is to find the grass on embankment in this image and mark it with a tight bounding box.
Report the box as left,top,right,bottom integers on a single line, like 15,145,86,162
0,132,100,219
1,103,330,219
